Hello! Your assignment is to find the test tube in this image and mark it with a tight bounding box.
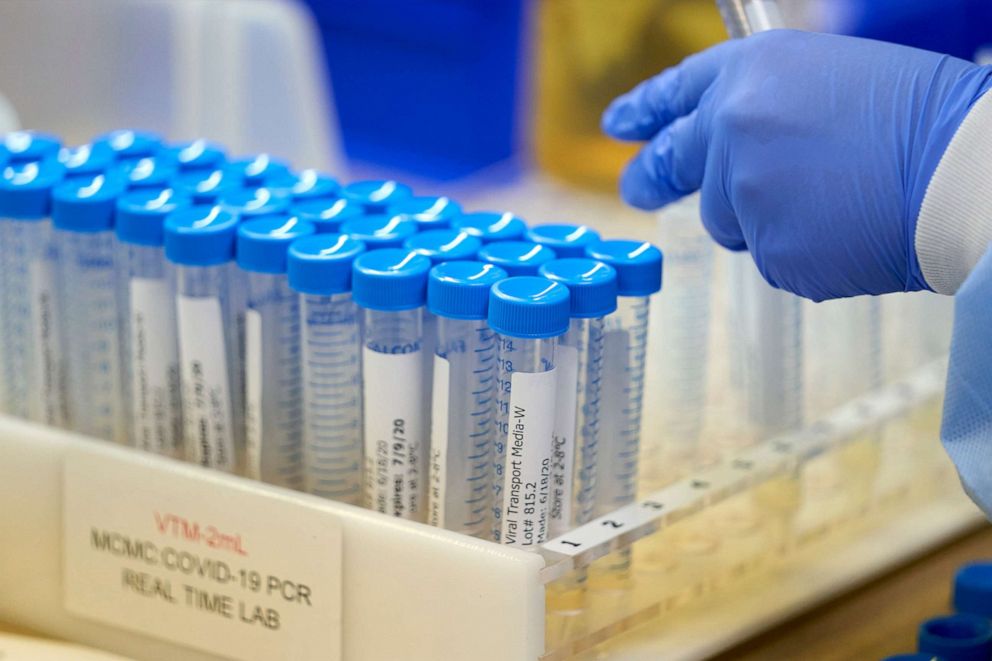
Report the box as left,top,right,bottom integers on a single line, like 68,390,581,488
162,139,227,172
2,131,61,163
404,229,482,454
388,195,463,230
584,240,663,516
52,173,128,442
735,257,804,437
426,261,507,536
538,258,618,535
452,211,527,244
237,216,316,488
218,186,291,221
267,169,341,202
225,154,290,187
488,276,570,547
287,234,367,503
94,129,161,165
171,167,243,204
341,214,418,250
58,142,115,177
342,179,413,213
478,241,557,277
717,0,803,442
291,197,364,234
352,249,433,520
0,160,67,424
526,223,601,258
115,188,189,457
164,206,244,473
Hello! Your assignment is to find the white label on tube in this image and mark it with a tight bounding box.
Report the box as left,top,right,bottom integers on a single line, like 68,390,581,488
500,367,557,547
129,277,181,455
427,355,450,528
29,259,66,426
64,450,343,661
245,309,263,480
362,347,425,520
549,344,578,537
177,295,235,471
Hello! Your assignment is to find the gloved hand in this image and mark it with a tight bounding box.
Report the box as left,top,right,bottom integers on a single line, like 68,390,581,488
602,29,992,301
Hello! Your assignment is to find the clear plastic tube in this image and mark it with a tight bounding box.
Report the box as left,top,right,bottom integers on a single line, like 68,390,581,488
553,316,605,534
492,335,557,546
300,292,363,504
174,262,245,473
737,259,804,436
362,307,426,520
719,0,802,445
244,272,304,489
57,229,124,442
2,216,67,426
429,316,497,536
645,201,713,483
798,296,883,536
422,310,438,467
117,242,182,457
595,296,650,515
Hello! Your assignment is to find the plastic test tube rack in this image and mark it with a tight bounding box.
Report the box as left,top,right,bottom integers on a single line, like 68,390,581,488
0,355,980,661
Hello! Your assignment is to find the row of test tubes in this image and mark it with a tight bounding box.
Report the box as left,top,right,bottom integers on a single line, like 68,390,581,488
0,129,663,550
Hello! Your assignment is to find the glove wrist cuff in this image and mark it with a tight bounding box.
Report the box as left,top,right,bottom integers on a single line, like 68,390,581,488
916,80,992,295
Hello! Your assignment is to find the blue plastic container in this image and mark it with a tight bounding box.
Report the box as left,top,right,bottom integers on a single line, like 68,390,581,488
304,0,525,179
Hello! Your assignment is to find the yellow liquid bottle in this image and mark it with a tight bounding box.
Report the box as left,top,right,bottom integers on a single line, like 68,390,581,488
533,0,725,191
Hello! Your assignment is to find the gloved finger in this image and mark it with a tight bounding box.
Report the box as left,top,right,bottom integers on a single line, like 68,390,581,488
619,110,706,210
699,172,746,251
602,41,735,141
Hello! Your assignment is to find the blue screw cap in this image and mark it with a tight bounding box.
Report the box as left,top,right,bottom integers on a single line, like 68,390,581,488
585,239,663,296
342,179,412,212
94,130,161,161
172,167,243,203
2,131,62,163
0,160,65,219
58,142,115,176
164,139,227,171
388,195,462,229
226,154,291,186
919,614,992,661
539,258,618,319
452,211,527,243
116,188,190,246
119,154,179,189
341,213,418,249
488,276,570,339
428,261,507,320
237,215,315,274
478,241,557,277
404,229,481,265
219,186,291,220
954,562,992,619
291,197,364,233
52,172,127,232
352,249,431,311
288,233,366,295
527,223,602,258
164,205,239,266
267,168,341,201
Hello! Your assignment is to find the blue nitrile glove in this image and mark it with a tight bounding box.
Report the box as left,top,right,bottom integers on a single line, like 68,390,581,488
602,30,992,302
